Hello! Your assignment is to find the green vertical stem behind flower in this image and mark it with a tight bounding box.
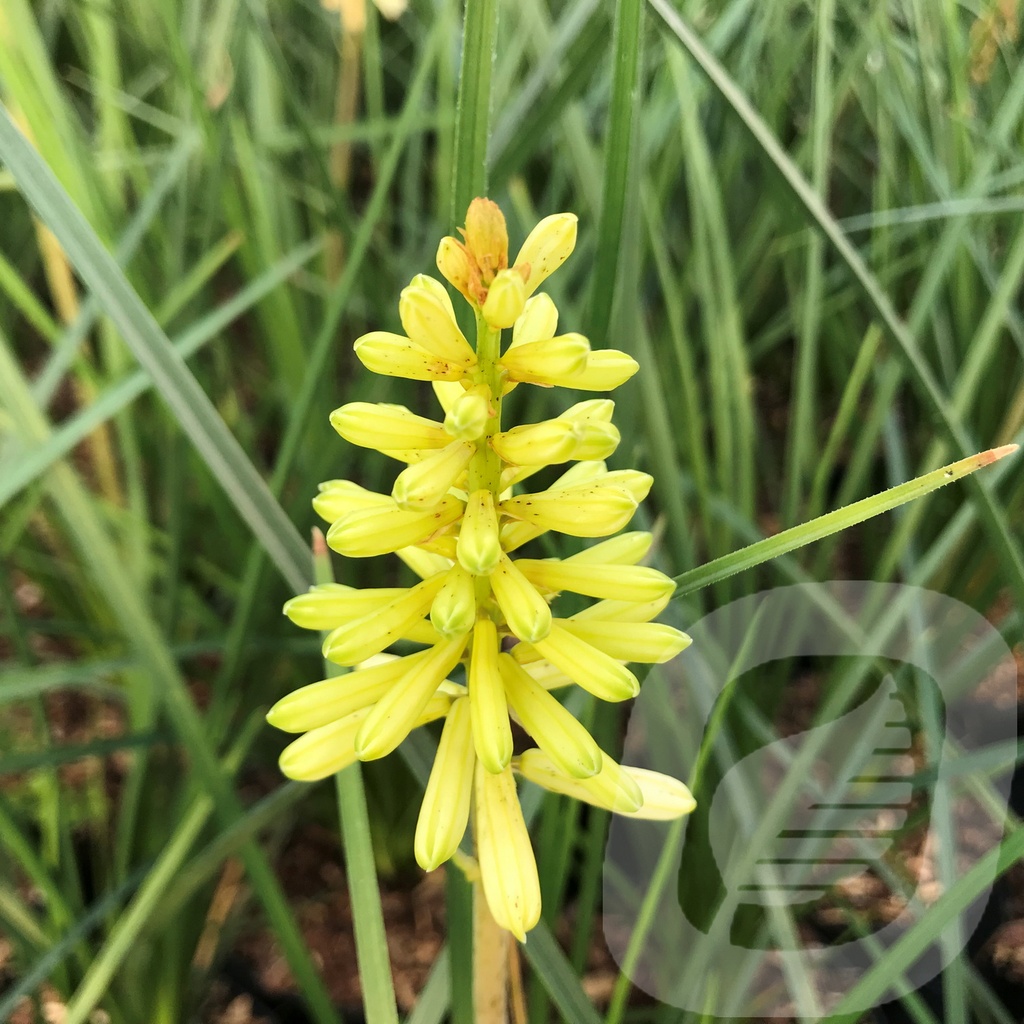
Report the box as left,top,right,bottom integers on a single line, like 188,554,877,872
314,531,400,1024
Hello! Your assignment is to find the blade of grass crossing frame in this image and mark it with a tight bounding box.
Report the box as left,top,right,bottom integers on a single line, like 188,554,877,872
451,0,499,225
0,104,311,594
672,446,1020,596
313,530,400,1024
587,0,643,344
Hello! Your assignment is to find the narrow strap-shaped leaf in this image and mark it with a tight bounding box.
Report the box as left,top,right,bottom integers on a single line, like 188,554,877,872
0,103,311,593
673,446,1019,596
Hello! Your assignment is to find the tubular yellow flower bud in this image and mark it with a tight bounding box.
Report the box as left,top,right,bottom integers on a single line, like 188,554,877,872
475,762,542,941
512,213,577,295
498,654,601,778
284,583,405,630
516,748,643,814
570,349,639,391
569,593,673,623
392,440,476,510
469,619,513,773
521,622,639,701
498,334,589,387
490,419,578,466
355,635,467,760
354,331,470,382
279,694,452,782
457,489,501,575
436,236,474,305
330,402,450,451
500,484,637,538
396,545,454,580
509,292,558,350
312,480,391,523
398,281,477,366
322,574,446,665
482,267,527,328
414,697,475,870
514,559,675,602
431,379,465,414
327,495,463,557
601,469,654,504
563,530,652,565
572,421,620,461
430,563,477,639
558,620,692,663
620,767,697,819
522,660,575,690
443,384,492,440
489,552,552,643
267,655,410,733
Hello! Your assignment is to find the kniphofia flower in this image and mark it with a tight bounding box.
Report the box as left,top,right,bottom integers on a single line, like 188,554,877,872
269,198,696,939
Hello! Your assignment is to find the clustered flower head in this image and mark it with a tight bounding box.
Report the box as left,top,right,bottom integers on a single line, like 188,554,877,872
269,199,696,939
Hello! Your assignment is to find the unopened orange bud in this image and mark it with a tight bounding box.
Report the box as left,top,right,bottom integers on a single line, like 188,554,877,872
463,198,509,286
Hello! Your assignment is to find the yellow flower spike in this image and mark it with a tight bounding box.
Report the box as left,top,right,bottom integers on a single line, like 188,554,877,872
267,655,410,733
330,402,451,452
498,334,590,387
498,654,601,778
489,552,552,643
312,480,391,523
509,292,559,350
500,484,638,538
392,440,476,510
355,636,468,760
569,593,673,624
280,694,452,782
414,697,475,871
521,622,639,701
353,331,470,382
515,748,644,814
490,419,579,467
322,573,447,665
481,267,527,329
457,489,502,575
557,620,693,663
327,495,463,557
436,236,475,305
563,530,652,565
512,212,578,295
396,545,454,580
284,583,405,630
569,349,640,391
474,761,542,941
444,384,492,440
430,563,478,639
514,559,675,603
274,200,697,939
469,618,513,773
398,280,477,366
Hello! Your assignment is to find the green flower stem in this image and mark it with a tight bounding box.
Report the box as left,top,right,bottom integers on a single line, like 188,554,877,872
467,313,509,1021
468,312,503,496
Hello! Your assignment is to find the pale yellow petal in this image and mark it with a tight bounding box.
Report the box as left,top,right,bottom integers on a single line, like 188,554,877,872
469,618,513,773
